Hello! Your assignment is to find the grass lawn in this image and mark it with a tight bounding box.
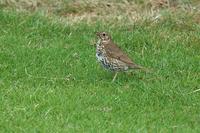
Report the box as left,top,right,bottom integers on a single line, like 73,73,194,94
0,4,200,132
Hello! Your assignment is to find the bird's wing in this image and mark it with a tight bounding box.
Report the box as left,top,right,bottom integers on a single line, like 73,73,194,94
104,41,138,67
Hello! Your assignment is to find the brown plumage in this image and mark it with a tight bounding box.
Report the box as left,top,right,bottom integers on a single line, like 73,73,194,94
103,38,143,69
95,31,146,82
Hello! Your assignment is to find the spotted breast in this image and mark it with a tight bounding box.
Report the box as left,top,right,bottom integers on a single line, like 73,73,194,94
96,39,128,71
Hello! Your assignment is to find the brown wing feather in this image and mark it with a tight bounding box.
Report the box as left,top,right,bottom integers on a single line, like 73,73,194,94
104,40,141,68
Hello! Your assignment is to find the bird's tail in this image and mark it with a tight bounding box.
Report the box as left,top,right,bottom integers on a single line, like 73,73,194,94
129,63,152,72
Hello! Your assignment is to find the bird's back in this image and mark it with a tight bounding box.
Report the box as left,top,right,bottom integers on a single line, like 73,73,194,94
103,40,142,69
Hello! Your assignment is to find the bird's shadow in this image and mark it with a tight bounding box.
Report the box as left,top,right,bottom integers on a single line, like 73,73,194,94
94,67,157,85
96,71,142,84
112,70,156,84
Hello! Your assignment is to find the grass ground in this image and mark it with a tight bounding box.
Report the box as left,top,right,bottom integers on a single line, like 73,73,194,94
0,0,200,132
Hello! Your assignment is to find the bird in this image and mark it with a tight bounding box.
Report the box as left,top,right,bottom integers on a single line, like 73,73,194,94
95,31,146,82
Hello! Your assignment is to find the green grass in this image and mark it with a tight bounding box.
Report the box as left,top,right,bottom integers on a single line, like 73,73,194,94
0,10,200,132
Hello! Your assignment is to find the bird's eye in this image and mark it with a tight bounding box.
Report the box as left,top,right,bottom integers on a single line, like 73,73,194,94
103,33,105,36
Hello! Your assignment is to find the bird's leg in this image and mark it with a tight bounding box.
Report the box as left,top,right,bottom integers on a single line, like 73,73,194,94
112,72,118,82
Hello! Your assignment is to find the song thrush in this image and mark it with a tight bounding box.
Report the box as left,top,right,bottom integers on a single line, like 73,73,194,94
95,32,145,82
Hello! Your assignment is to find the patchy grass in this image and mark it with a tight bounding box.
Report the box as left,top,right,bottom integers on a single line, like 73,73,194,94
0,9,200,132
1,0,200,24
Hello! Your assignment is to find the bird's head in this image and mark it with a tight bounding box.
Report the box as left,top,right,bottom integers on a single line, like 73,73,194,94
96,32,111,41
